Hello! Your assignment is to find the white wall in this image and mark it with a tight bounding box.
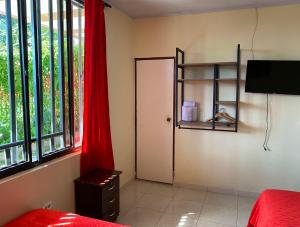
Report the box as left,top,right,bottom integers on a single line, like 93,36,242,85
0,7,135,226
134,4,300,193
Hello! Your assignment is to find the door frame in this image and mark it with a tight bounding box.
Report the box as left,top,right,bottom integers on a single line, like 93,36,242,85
134,57,176,182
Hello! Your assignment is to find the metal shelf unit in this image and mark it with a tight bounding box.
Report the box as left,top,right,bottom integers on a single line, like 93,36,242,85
175,44,241,132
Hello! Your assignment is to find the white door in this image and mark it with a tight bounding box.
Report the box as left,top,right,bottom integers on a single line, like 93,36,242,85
136,58,174,184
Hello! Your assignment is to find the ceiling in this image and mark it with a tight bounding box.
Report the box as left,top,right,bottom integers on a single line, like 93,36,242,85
106,0,300,18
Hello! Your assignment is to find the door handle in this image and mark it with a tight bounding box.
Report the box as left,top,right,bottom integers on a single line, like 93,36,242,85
166,117,172,122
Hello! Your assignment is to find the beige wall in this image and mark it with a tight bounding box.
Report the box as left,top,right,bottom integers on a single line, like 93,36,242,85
0,8,135,226
106,8,135,186
134,4,300,193
2,3,300,225
0,153,81,225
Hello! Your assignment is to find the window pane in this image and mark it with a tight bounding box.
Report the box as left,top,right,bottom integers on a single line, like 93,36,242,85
54,135,64,150
0,0,10,146
0,145,25,168
73,4,84,147
55,0,67,151
40,0,56,154
40,0,52,139
63,0,71,148
0,0,27,168
11,0,24,143
37,0,70,155
26,0,36,157
53,0,61,142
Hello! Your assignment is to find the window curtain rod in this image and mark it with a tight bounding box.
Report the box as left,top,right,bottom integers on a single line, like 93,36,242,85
75,0,112,8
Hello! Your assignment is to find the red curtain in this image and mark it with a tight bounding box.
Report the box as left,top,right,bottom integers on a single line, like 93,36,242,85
81,0,114,175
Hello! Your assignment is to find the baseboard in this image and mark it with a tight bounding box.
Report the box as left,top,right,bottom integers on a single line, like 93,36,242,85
207,185,238,196
174,181,260,198
238,190,260,198
174,182,207,191
122,178,260,199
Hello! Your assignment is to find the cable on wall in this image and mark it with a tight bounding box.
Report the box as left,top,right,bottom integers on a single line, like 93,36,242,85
263,94,272,151
251,8,259,60
251,8,272,151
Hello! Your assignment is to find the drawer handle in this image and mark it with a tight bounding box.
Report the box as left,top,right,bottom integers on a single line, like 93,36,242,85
108,198,116,203
108,185,115,191
109,211,116,217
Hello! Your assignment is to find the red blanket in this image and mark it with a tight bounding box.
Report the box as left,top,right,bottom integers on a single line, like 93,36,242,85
248,189,300,227
4,209,127,227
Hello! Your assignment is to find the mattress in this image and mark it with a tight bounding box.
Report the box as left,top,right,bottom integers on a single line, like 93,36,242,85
4,209,127,227
248,189,300,227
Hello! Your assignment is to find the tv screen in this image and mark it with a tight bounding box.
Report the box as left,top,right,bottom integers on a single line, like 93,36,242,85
245,60,300,95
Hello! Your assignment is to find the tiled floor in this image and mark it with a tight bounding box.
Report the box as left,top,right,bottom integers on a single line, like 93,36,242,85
117,180,256,227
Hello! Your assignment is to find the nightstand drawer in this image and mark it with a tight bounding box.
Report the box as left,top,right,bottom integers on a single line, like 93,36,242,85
103,209,119,222
103,202,119,216
103,177,119,195
103,194,119,206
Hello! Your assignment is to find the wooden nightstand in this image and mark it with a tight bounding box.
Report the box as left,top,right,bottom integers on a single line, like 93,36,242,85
74,169,122,222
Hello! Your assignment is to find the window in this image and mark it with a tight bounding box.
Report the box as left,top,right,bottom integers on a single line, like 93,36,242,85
0,0,84,177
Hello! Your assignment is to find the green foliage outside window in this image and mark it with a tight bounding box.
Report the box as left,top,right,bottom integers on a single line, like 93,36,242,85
0,15,81,150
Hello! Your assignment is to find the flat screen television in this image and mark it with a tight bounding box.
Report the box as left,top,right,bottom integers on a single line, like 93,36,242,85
245,60,300,95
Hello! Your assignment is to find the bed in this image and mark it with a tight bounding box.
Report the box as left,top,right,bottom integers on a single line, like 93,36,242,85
4,209,127,227
248,189,300,227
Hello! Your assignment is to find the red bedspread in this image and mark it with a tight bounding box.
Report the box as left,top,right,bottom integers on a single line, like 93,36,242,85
4,209,127,227
248,189,300,227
